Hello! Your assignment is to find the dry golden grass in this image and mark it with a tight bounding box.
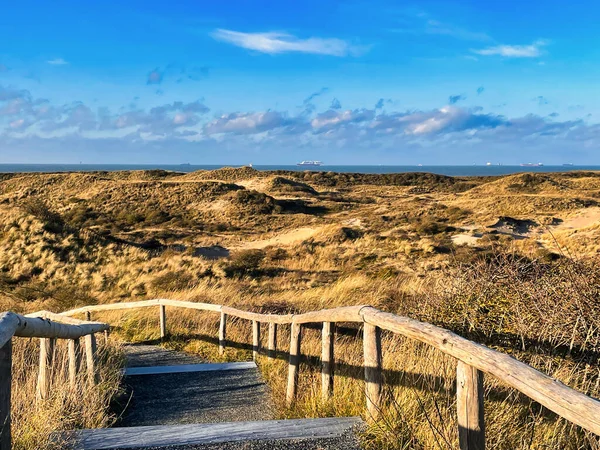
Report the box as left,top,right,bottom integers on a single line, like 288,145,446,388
10,337,124,450
2,168,600,448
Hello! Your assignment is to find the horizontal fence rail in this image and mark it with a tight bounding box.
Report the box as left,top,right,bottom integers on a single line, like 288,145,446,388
2,298,600,449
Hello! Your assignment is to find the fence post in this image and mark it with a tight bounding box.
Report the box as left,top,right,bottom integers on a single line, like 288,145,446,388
252,320,260,361
268,323,277,359
159,304,167,340
0,340,11,450
85,333,98,384
286,322,302,406
37,337,55,400
457,361,485,450
219,312,227,355
68,338,82,389
322,322,335,401
363,323,383,421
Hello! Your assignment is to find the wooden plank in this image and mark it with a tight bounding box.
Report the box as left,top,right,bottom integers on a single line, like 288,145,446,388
61,299,162,317
36,337,55,401
85,334,98,384
360,307,600,435
457,361,485,450
0,340,11,450
322,322,335,401
68,338,82,389
219,312,227,355
252,320,260,361
159,305,167,339
363,323,383,422
158,299,222,313
67,416,363,450
286,322,302,406
268,322,277,359
124,362,257,376
293,305,368,324
0,312,108,348
221,306,293,325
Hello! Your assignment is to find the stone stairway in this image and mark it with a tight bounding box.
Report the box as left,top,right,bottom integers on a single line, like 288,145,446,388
67,345,362,449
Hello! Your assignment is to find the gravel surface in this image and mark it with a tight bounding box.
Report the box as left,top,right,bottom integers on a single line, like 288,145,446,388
118,345,273,427
124,344,208,367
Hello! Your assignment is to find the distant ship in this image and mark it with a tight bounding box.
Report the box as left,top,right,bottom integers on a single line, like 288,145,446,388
520,162,544,167
296,160,323,167
562,163,574,166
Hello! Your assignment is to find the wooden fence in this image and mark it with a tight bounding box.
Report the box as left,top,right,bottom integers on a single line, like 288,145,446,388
0,310,109,449
2,298,600,449
61,299,600,450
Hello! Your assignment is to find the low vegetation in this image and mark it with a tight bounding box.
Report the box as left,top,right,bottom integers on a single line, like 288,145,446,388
2,167,600,448
11,338,123,450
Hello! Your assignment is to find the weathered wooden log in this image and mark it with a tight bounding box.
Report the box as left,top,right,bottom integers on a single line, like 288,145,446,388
268,323,277,359
252,320,260,361
62,299,162,317
221,306,293,325
293,306,368,324
159,305,167,339
0,340,11,450
68,338,82,389
360,307,600,435
457,361,485,450
158,299,222,312
322,322,335,401
363,323,383,421
37,337,55,401
0,312,109,349
219,312,227,355
286,322,302,406
85,333,98,384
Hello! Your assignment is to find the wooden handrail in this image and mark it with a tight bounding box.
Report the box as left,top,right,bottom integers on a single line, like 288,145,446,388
2,298,598,449
0,311,110,449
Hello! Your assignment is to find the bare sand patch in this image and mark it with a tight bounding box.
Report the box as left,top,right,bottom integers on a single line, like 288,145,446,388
236,226,319,250
451,234,481,246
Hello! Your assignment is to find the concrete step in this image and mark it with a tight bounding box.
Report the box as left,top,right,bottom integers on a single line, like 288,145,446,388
66,417,363,449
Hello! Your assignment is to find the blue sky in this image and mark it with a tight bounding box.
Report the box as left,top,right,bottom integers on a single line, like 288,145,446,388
1,0,599,164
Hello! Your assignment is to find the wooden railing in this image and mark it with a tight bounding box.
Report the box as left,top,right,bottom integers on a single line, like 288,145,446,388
1,298,599,449
55,299,600,450
0,310,110,449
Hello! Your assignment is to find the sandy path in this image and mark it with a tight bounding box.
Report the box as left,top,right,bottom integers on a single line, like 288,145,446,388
235,227,319,250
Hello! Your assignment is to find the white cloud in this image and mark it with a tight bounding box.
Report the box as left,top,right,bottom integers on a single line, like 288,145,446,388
204,111,295,135
210,29,365,57
472,40,548,58
47,58,69,65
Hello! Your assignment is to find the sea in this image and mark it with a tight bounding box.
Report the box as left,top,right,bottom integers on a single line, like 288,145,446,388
1,164,599,177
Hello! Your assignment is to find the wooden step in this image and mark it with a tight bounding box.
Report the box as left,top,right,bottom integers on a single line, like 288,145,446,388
66,417,362,449
123,362,256,376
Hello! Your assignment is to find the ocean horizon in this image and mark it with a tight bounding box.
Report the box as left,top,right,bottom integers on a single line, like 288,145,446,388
1,163,599,177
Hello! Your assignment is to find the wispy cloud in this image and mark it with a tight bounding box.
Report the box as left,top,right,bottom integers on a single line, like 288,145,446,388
449,94,466,105
424,20,490,42
472,40,548,58
389,11,490,42
47,58,69,65
210,29,366,57
147,68,164,85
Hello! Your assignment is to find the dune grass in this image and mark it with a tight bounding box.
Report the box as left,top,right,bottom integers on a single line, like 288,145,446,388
10,336,124,450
